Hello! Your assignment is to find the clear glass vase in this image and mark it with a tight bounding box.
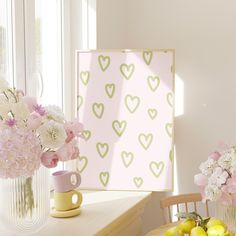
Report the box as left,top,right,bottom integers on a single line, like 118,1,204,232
215,202,236,232
0,166,50,236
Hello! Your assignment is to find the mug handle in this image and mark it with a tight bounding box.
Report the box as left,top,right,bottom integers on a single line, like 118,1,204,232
71,190,83,208
69,172,81,188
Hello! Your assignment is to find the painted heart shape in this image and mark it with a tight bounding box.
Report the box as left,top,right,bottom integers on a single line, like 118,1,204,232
98,55,110,72
165,123,173,138
77,95,83,110
120,63,135,80
112,120,127,137
125,95,140,113
167,92,173,107
138,133,153,150
96,142,109,158
82,130,91,141
77,156,88,173
147,76,160,92
99,171,110,187
80,71,90,86
147,108,158,120
149,161,164,178
105,83,115,98
92,103,104,119
121,151,134,168
143,51,153,65
133,177,143,188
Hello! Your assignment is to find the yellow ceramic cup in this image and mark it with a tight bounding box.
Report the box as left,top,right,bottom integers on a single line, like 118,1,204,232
54,190,83,211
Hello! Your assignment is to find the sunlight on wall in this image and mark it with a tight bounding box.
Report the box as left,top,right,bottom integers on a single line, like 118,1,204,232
171,73,184,220
174,74,184,117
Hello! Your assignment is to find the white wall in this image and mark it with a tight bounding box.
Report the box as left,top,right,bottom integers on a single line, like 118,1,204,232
97,0,236,234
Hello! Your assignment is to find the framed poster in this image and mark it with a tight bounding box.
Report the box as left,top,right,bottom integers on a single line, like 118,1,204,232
76,49,174,191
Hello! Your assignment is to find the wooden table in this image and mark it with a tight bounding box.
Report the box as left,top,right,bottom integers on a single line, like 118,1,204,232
145,221,180,236
33,190,151,236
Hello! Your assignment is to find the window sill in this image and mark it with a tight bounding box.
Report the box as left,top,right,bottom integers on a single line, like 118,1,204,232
34,190,152,236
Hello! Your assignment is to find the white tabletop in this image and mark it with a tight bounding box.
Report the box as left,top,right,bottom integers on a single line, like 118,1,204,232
34,190,152,236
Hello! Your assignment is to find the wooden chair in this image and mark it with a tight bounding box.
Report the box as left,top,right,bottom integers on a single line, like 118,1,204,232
160,193,209,224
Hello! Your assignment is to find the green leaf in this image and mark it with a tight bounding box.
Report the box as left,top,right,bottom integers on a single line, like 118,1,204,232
175,212,198,220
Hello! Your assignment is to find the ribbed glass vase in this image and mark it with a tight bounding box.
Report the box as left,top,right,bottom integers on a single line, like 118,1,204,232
215,202,236,232
0,166,50,236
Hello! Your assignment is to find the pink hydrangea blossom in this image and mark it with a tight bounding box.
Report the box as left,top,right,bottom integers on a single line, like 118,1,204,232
0,128,42,178
0,79,83,179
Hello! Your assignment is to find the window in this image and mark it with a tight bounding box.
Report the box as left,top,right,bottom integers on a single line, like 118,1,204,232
0,0,14,85
0,0,97,175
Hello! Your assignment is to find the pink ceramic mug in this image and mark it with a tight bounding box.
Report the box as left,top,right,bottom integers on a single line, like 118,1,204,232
52,170,81,192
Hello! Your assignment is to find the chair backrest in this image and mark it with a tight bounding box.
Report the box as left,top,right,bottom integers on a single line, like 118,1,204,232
160,193,209,224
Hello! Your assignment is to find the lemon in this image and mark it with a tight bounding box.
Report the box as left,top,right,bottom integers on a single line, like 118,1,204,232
207,225,226,236
190,226,207,236
166,226,184,236
179,219,196,234
207,218,227,230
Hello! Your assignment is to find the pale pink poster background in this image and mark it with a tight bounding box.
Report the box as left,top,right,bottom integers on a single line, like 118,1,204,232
77,50,174,191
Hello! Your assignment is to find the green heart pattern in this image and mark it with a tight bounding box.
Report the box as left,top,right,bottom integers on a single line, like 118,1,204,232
120,63,135,80
99,171,110,187
112,120,127,137
105,83,115,98
147,76,160,92
125,94,140,114
138,133,153,150
82,130,91,141
133,177,143,188
80,71,90,85
98,55,110,72
78,51,174,191
167,92,173,107
165,123,173,138
77,95,83,110
149,161,164,178
96,142,109,158
143,51,153,65
92,103,104,119
77,156,88,173
121,151,134,168
147,108,158,120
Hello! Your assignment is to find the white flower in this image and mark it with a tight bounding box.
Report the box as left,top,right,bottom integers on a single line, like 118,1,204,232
45,105,65,123
0,78,10,93
208,167,228,187
11,101,30,121
0,103,10,119
199,158,217,176
38,120,66,149
204,184,221,201
218,150,236,173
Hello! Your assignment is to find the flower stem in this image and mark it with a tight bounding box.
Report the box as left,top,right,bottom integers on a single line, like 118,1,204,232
16,177,35,218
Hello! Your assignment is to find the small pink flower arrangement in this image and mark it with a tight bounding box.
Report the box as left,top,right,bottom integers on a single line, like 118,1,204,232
0,78,83,179
194,147,236,206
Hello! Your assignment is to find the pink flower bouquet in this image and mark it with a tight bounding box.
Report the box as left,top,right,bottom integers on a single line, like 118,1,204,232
194,148,236,206
0,78,83,216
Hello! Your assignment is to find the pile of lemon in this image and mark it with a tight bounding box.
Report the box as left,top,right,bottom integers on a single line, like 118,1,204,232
166,218,233,236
